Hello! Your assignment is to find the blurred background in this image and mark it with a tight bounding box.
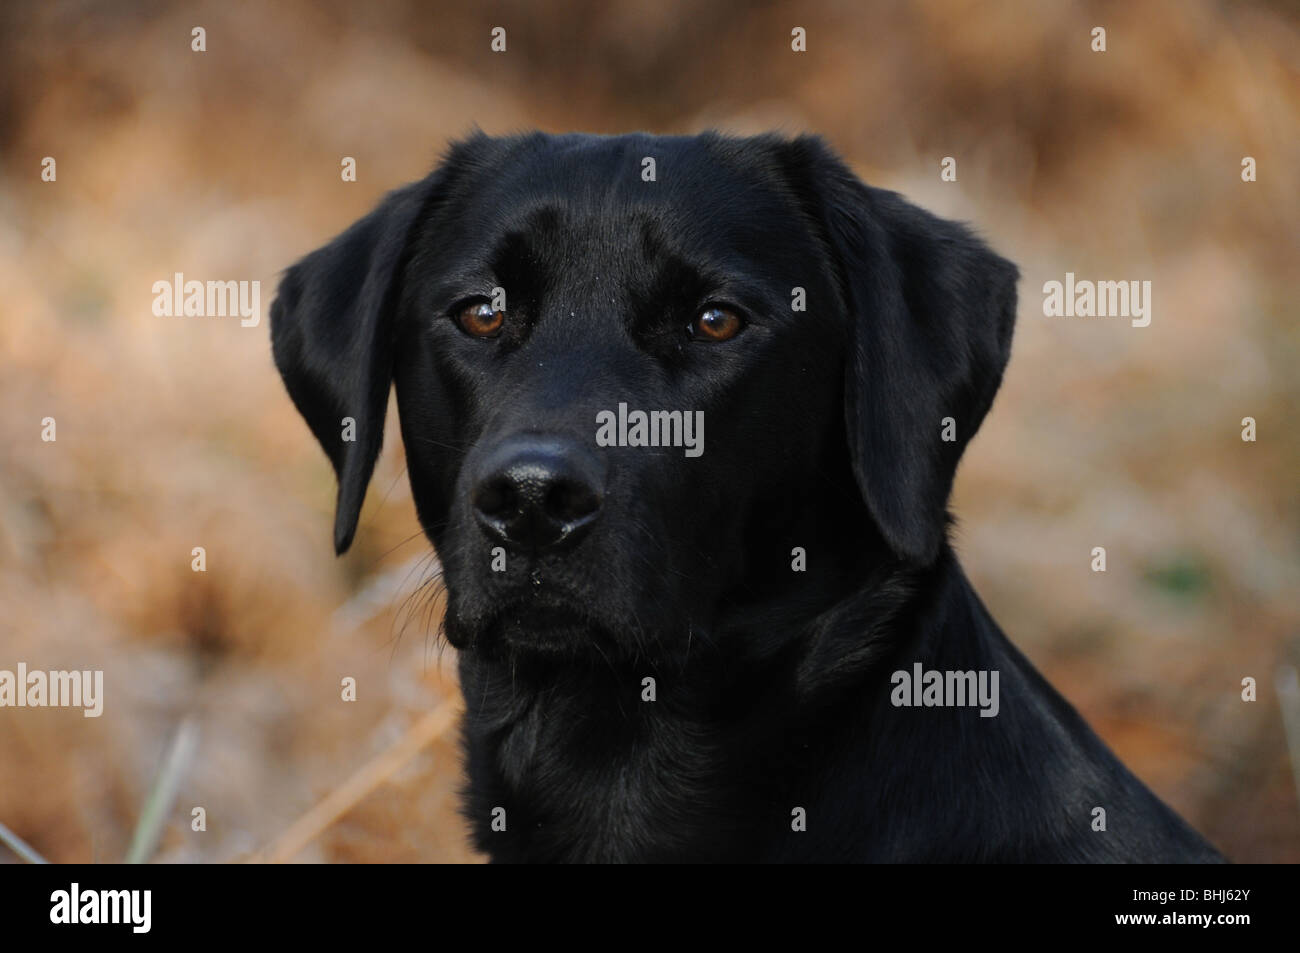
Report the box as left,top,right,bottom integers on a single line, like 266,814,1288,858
0,0,1297,863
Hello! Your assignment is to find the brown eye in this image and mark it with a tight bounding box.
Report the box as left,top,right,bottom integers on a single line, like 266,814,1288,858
690,306,743,342
455,301,505,338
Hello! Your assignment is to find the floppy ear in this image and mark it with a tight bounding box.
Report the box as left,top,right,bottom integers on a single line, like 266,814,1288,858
270,176,439,554
782,137,1019,565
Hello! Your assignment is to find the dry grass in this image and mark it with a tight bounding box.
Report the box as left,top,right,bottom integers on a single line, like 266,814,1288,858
0,0,1296,862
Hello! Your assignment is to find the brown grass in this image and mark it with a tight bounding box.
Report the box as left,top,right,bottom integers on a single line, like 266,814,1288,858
0,0,1296,862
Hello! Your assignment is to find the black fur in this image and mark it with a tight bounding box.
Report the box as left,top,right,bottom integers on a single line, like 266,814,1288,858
271,131,1224,863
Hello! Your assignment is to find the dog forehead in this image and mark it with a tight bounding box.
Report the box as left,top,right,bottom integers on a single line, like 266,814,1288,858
422,134,821,301
458,133,799,239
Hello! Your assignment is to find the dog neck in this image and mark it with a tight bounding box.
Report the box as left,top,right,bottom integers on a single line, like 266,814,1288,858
456,549,958,862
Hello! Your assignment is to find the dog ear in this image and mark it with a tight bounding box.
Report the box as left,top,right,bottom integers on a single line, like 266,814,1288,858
270,175,441,555
780,137,1019,565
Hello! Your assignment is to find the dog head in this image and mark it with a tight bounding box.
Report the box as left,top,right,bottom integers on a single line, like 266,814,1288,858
271,132,1017,662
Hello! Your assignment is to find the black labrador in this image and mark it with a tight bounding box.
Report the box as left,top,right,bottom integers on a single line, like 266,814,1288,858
270,131,1223,863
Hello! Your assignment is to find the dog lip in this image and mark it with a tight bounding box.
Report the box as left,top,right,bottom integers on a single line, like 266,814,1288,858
448,591,588,634
468,595,622,656
496,599,590,633
499,598,595,634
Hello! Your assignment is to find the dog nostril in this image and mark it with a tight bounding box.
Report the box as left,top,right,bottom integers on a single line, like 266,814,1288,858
473,476,519,521
545,478,601,525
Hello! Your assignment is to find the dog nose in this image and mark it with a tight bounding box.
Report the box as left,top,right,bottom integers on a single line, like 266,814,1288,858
471,436,604,550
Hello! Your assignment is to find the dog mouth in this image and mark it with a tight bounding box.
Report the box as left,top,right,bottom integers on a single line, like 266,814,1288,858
451,596,615,658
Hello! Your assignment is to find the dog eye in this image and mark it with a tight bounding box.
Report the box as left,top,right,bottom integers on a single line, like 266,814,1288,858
689,306,744,342
454,301,505,338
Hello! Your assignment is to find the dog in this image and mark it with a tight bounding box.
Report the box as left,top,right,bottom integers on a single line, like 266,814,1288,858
270,131,1224,863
